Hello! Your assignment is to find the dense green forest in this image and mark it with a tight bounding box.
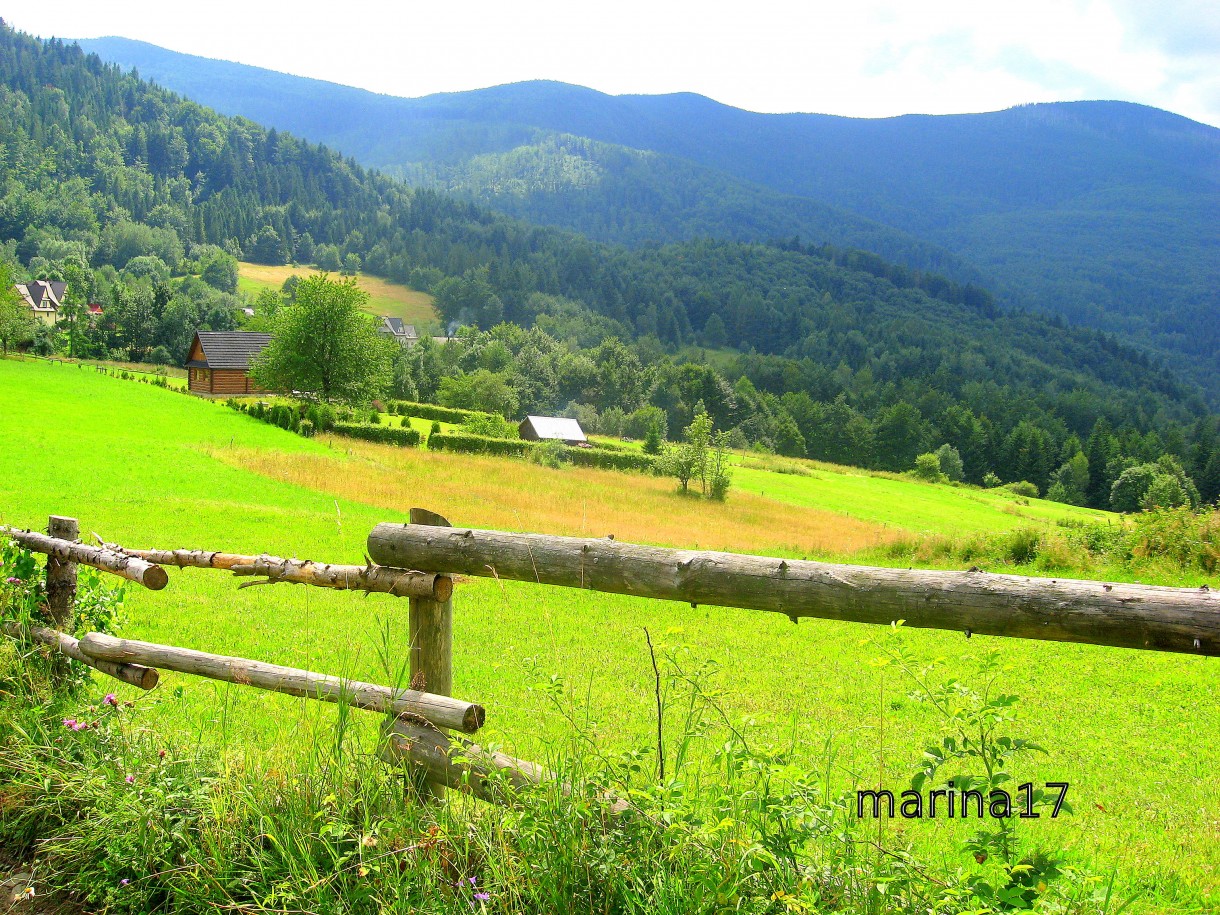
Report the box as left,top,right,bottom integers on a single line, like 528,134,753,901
76,38,1220,398
3,23,1219,512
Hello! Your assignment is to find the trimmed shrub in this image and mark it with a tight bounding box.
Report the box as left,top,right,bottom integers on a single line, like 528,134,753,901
332,423,421,447
387,400,492,425
427,432,533,458
428,433,658,474
567,447,658,474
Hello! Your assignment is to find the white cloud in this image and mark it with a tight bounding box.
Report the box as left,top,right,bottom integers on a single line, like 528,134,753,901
6,0,1219,126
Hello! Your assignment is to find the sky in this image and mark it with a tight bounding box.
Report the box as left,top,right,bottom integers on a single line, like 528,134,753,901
8,0,1220,127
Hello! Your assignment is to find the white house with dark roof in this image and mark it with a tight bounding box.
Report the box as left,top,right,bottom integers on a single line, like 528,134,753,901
15,280,67,326
377,316,419,346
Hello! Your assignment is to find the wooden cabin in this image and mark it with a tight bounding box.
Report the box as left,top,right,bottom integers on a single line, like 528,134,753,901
518,415,588,446
186,331,272,396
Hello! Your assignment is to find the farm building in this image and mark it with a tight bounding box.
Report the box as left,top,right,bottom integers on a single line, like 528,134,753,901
377,316,419,346
15,280,67,326
185,331,272,396
519,415,588,445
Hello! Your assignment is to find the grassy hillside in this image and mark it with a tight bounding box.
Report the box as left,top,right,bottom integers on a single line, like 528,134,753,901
1,357,1217,908
237,262,437,324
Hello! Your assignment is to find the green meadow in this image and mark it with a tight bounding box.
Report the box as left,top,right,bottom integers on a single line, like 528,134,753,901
1,357,1217,910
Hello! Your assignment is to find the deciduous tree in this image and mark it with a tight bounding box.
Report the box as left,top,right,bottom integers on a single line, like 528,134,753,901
249,274,395,405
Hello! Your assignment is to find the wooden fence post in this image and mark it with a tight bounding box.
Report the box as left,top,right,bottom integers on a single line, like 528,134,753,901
45,515,78,629
406,507,453,800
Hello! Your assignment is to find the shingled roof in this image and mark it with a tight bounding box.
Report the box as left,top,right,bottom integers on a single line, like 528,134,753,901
187,332,272,369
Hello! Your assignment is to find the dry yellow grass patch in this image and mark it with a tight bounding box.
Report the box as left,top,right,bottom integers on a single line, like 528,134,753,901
211,439,894,557
237,262,436,324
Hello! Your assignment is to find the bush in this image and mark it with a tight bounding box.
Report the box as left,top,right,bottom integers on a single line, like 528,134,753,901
912,452,946,482
305,403,336,432
1004,480,1040,499
331,422,421,447
982,471,1002,488
298,419,315,438
934,444,964,482
462,413,518,439
1003,527,1042,565
531,439,570,469
267,404,298,432
430,421,441,436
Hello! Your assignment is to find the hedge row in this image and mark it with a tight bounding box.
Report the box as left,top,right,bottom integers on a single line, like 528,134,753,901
427,432,533,457
332,422,422,447
387,401,493,424
567,448,658,473
427,432,657,473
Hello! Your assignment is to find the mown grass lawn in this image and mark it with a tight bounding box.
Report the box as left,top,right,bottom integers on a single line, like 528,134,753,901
237,261,437,325
1,357,1217,910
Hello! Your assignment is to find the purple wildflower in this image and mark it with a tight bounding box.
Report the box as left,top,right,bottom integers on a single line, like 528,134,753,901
120,879,129,886
63,718,77,729
474,893,490,902
125,774,135,784
103,693,118,707
5,577,20,585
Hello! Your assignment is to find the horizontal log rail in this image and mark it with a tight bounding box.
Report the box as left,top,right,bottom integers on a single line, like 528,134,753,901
368,523,1220,657
1,526,168,591
381,719,551,806
77,633,485,733
2,621,159,690
98,542,452,601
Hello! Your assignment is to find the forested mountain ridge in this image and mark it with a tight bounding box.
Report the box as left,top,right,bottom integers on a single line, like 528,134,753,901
72,38,976,280
75,37,1220,398
4,23,1218,510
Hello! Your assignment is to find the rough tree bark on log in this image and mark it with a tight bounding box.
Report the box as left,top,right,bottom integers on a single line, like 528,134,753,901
381,719,550,806
367,523,1220,656
0,527,168,591
2,621,159,690
45,516,78,628
97,542,451,601
77,633,484,732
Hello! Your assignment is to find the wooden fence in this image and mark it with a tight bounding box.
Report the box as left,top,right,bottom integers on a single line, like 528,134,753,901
4,510,1219,810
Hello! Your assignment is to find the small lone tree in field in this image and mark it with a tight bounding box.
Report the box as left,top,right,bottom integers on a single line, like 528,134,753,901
249,274,395,405
660,412,732,500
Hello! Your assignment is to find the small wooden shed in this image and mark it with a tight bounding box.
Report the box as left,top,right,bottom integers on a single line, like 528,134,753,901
518,415,588,445
186,331,272,396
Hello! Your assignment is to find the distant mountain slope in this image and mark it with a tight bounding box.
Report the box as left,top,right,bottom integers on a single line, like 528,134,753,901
75,37,1220,400
72,38,976,279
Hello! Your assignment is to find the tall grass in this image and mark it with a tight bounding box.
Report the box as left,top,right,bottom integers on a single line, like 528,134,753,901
0,595,1134,914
